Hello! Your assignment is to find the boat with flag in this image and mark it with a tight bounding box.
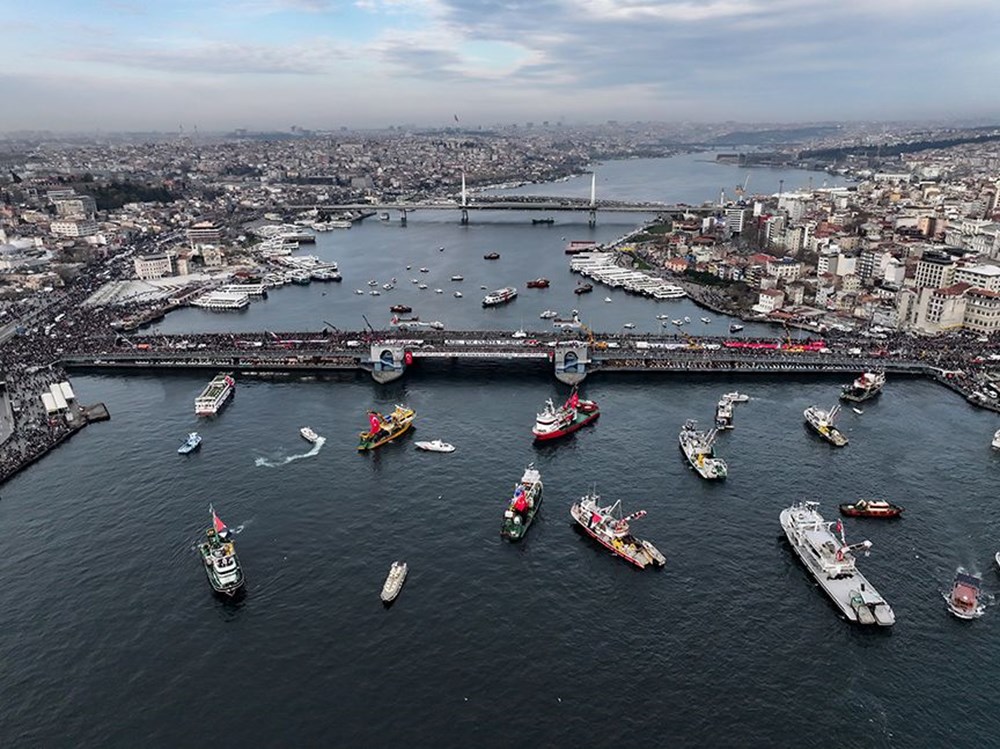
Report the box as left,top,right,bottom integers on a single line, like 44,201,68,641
840,371,886,403
198,507,245,597
532,389,599,441
780,501,894,626
570,493,665,569
357,405,416,451
679,420,727,479
500,464,543,541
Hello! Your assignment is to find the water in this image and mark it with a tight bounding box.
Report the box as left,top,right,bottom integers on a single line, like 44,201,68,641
3,156,999,748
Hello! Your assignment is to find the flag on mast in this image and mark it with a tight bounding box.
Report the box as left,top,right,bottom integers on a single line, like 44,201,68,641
212,507,227,533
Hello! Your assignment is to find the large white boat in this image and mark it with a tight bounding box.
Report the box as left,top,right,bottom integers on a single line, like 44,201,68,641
300,426,319,443
380,561,408,603
715,397,734,430
840,371,886,403
804,404,848,446
780,501,894,626
190,291,251,310
483,286,518,307
678,419,727,479
195,373,235,416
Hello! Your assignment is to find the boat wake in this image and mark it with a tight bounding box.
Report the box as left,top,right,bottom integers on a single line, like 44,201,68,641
254,436,326,467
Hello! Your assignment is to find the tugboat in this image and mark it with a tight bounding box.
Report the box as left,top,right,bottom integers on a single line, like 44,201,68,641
380,561,408,604
570,493,666,569
946,570,984,620
526,278,550,289
715,396,734,430
500,463,543,541
198,507,245,597
804,404,848,446
532,389,600,441
841,371,886,403
573,283,593,295
300,426,320,443
678,420,728,479
780,502,894,626
839,499,904,518
178,432,202,454
357,405,416,451
484,252,501,260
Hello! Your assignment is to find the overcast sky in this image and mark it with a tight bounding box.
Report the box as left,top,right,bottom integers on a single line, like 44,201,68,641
3,0,999,131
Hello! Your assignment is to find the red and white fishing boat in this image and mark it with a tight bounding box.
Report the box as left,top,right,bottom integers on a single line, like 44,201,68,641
570,493,665,569
946,570,984,620
532,389,599,441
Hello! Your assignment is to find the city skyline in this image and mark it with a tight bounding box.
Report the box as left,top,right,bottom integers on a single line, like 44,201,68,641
4,0,1000,131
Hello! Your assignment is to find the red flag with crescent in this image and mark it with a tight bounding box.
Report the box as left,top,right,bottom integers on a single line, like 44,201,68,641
213,509,226,533
567,391,579,409
368,413,381,433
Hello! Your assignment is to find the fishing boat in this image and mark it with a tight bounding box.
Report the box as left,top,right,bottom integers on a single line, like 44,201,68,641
570,493,665,569
380,561,408,603
195,372,235,416
415,439,455,453
483,287,518,307
178,432,202,454
780,502,894,626
300,426,319,443
715,397,734,430
532,389,599,441
500,463,543,541
484,252,500,260
945,570,984,620
357,405,416,451
841,371,886,403
838,499,904,518
198,507,245,597
804,404,848,447
678,420,728,479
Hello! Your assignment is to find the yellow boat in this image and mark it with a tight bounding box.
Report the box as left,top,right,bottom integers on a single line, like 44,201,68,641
358,404,416,451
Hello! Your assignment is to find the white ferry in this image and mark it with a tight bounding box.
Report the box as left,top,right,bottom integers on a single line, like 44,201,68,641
482,287,518,307
195,373,236,416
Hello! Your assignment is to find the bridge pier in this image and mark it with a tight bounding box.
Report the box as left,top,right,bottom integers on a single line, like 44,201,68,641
369,342,408,383
460,208,469,225
399,208,408,226
554,343,590,385
588,209,597,228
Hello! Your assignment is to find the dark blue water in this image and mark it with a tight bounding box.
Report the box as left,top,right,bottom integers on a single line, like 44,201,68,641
3,157,999,748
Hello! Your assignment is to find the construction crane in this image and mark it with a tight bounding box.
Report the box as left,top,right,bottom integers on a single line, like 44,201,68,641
578,320,607,350
734,174,751,200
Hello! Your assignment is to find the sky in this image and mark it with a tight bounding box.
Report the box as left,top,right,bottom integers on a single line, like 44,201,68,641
3,0,1000,131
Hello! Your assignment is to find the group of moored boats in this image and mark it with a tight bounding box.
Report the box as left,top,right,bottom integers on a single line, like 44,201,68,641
680,392,749,480
803,370,887,447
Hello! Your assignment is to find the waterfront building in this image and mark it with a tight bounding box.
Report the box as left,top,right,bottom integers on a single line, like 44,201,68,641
753,288,785,315
962,288,1000,335
134,253,173,280
765,257,802,282
912,283,969,334
954,264,1000,292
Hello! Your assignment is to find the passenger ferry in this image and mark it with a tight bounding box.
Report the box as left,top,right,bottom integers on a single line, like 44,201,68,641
482,287,518,307
195,373,235,416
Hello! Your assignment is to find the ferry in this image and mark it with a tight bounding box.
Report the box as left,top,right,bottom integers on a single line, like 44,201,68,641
570,494,665,569
500,464,543,541
838,499,903,518
804,404,848,446
483,287,518,307
780,502,894,626
841,371,886,403
946,570,984,620
380,561,408,604
678,420,728,479
178,432,202,454
300,426,319,443
358,405,416,451
195,373,235,416
532,390,599,441
198,507,245,597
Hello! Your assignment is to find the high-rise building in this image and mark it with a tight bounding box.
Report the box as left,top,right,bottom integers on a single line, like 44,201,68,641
914,250,955,289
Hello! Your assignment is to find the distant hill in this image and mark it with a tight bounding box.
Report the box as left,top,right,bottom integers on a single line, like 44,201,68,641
709,126,841,146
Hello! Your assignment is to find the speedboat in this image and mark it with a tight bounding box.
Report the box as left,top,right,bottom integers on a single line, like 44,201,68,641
604,297,612,303
420,267,429,273
701,317,711,323
451,275,464,281
370,290,381,296
946,570,984,619
512,329,527,339
671,319,684,326
655,314,669,320
730,323,744,333
415,439,455,453
853,408,864,415
355,289,364,295
300,426,319,443
418,283,428,289
178,432,202,454
623,323,635,329
539,309,558,319
380,561,408,603
724,392,749,403
435,288,443,294
454,291,463,298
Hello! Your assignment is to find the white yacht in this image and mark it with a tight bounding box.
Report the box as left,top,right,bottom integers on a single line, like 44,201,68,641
300,427,319,443
380,561,408,603
780,502,895,626
415,439,456,453
539,309,558,319
454,291,463,298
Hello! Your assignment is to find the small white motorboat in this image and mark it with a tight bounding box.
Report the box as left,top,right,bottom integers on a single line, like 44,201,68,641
623,323,635,329
512,329,527,338
454,291,463,298
701,317,711,323
853,408,864,415
415,439,456,453
355,289,364,295
300,426,319,443
451,275,464,281
724,391,750,403
992,428,1000,450
604,297,612,303
435,288,443,294
381,561,408,603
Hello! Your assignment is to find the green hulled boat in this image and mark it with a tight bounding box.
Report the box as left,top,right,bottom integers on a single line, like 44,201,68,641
500,464,543,541
357,404,416,451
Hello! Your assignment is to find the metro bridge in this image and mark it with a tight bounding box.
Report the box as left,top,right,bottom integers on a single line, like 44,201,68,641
60,329,943,386
290,174,715,226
